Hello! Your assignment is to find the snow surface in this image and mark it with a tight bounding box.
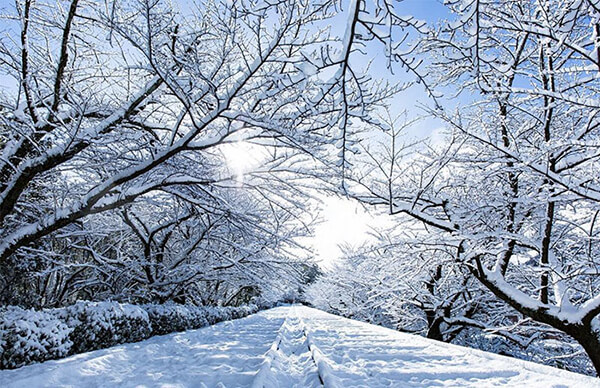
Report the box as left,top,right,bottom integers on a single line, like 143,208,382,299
1,305,598,387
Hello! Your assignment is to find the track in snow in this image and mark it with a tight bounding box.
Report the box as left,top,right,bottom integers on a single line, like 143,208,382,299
1,305,599,387
251,309,321,387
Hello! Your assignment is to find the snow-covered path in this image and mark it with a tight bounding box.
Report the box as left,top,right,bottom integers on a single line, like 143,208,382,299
1,305,599,387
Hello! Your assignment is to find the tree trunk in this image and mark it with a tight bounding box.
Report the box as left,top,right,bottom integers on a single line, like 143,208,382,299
568,325,600,377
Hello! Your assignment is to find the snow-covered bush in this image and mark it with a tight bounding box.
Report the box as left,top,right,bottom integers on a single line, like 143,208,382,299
222,305,259,321
143,304,260,336
203,306,228,325
0,301,263,369
231,304,259,319
203,305,257,324
0,307,72,369
143,304,208,335
57,301,151,354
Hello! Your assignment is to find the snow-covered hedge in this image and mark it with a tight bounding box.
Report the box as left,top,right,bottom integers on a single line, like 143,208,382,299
0,301,261,369
143,303,208,335
57,301,152,354
143,304,260,336
0,307,72,369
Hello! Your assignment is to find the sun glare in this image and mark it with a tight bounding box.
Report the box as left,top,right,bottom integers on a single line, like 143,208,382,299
312,196,380,269
221,142,258,179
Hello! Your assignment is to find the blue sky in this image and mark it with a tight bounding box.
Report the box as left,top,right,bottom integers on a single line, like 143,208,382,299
312,0,457,267
399,0,450,20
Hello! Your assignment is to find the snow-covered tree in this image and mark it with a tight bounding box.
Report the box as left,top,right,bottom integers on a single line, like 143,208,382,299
0,0,396,307
344,0,600,375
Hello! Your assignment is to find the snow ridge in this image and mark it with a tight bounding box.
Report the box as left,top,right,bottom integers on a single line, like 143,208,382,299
252,309,322,388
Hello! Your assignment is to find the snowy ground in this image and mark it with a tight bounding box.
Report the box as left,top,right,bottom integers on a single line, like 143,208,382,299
1,305,598,387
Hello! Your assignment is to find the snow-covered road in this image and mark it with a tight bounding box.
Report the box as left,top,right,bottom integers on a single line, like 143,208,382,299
1,305,598,387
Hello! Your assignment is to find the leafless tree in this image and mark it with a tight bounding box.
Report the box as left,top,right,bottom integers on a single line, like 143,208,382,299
345,0,600,375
